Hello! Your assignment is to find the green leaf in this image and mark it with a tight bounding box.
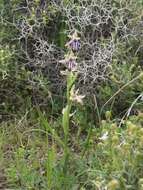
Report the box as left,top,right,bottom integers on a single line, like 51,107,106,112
37,108,64,148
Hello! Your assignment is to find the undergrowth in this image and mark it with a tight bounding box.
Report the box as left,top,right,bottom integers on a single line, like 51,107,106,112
0,0,143,190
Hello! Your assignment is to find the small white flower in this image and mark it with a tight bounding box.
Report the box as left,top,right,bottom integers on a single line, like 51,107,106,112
99,132,108,141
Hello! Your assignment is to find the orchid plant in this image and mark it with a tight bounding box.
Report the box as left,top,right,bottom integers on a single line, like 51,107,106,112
60,31,84,173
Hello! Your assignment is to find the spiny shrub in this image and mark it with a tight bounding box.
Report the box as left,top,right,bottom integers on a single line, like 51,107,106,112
2,0,142,94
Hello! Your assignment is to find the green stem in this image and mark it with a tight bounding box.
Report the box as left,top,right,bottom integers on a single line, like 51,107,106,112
81,125,92,158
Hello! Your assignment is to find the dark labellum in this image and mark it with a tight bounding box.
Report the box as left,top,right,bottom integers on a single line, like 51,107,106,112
69,39,81,51
67,59,77,70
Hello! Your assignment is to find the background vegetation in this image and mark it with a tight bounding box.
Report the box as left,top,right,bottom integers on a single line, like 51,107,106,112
0,0,143,189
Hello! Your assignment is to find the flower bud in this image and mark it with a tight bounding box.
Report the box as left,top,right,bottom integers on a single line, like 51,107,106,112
139,136,143,147
101,120,106,126
112,135,119,145
139,178,143,185
122,143,130,154
105,111,112,121
126,121,137,134
107,179,119,190
138,179,143,190
140,128,143,135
